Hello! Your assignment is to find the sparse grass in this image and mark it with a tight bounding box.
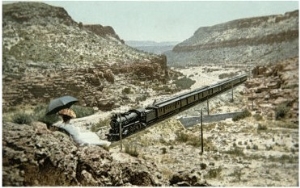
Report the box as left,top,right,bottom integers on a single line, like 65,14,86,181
91,117,110,132
228,168,243,182
204,166,222,179
267,154,298,163
175,131,201,147
222,147,245,156
274,121,298,129
232,109,251,121
174,130,216,150
124,144,139,157
204,123,217,131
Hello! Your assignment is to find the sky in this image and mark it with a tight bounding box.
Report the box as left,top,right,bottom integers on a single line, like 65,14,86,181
4,1,300,42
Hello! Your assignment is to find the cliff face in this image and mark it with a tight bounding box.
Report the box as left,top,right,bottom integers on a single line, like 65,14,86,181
166,10,298,67
2,2,170,110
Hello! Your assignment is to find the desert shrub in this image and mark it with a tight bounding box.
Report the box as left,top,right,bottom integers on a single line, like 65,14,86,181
12,112,33,125
252,144,259,150
163,85,173,93
122,87,131,94
253,114,263,121
161,147,167,154
275,102,290,120
175,131,189,142
205,167,222,179
71,105,94,118
228,169,242,181
175,131,201,147
104,69,115,84
232,109,251,121
200,163,207,170
173,76,196,90
257,124,267,131
124,144,139,157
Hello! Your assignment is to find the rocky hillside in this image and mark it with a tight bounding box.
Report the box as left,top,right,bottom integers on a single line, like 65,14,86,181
243,57,298,122
2,2,175,110
166,10,298,67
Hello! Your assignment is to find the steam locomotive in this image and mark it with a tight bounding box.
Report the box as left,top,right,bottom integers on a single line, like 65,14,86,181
106,74,247,141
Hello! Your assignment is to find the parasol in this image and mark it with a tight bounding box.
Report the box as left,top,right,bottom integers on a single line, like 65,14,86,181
46,95,78,115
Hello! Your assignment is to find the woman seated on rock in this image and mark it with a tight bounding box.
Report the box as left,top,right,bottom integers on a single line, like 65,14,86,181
55,108,111,147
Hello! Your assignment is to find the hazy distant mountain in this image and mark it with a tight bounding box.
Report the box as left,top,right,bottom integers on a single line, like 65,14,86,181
166,10,298,67
126,41,179,54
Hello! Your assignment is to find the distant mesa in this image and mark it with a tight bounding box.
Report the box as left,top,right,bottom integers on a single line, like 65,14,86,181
166,10,298,67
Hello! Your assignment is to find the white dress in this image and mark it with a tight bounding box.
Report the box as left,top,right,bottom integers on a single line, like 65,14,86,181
56,123,111,147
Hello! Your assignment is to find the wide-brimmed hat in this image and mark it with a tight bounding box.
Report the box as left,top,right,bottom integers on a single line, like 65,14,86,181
58,108,76,118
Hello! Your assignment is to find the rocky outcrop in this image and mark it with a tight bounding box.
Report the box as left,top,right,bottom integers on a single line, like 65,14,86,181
3,2,76,27
2,121,166,186
166,10,298,67
84,24,124,44
242,57,298,121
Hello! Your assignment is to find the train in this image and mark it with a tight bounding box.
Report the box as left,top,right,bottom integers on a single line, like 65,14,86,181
106,74,248,141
